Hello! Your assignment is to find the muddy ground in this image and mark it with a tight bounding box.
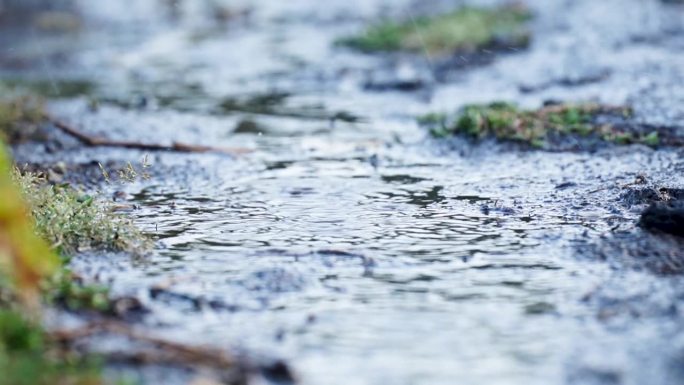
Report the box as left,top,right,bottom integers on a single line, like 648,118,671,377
2,0,684,384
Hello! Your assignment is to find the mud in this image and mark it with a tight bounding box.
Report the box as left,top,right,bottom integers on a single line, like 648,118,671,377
2,0,684,385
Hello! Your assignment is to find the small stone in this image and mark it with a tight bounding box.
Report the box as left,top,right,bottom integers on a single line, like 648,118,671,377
46,169,63,184
555,181,577,190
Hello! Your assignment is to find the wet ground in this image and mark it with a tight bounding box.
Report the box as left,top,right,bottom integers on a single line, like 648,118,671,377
2,0,684,384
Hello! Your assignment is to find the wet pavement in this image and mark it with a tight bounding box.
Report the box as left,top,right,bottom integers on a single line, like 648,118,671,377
3,0,684,384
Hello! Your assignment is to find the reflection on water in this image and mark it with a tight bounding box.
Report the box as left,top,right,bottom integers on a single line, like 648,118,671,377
122,146,676,385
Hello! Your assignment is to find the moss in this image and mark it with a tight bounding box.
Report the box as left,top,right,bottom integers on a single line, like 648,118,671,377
12,170,148,255
642,131,660,147
0,79,97,143
420,102,660,148
338,5,531,55
0,310,104,385
0,94,47,143
1,79,95,99
46,271,112,313
0,310,44,352
417,113,450,137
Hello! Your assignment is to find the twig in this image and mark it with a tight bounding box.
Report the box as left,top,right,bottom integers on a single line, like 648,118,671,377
50,320,234,368
47,115,251,156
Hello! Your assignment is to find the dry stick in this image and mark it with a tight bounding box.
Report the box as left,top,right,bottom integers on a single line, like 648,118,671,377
47,116,251,155
51,321,234,368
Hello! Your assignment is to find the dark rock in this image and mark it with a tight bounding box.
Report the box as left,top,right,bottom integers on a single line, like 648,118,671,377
555,181,577,190
620,187,684,207
363,62,432,92
660,188,684,201
567,367,622,385
520,69,611,94
234,119,265,134
640,201,684,237
621,187,662,207
261,360,296,384
525,302,556,315
112,296,149,322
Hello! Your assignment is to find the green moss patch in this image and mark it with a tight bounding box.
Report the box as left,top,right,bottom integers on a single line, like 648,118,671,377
0,80,97,144
1,79,95,99
0,94,47,143
419,102,661,149
338,5,531,55
0,310,104,385
47,271,112,313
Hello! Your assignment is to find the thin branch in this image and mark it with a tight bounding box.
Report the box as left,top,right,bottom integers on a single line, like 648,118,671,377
47,116,252,156
50,320,235,368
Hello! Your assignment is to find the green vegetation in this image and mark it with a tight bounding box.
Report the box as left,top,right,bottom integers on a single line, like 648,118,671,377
0,310,103,385
0,94,46,143
0,134,148,384
0,81,93,145
419,102,660,148
1,88,148,255
0,146,59,306
47,271,112,313
1,79,95,99
100,156,152,184
0,143,107,385
13,170,148,255
338,5,531,55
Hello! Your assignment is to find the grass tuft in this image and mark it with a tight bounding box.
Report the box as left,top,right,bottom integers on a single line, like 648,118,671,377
0,94,47,144
12,170,148,255
419,102,660,148
1,142,138,385
338,5,532,55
